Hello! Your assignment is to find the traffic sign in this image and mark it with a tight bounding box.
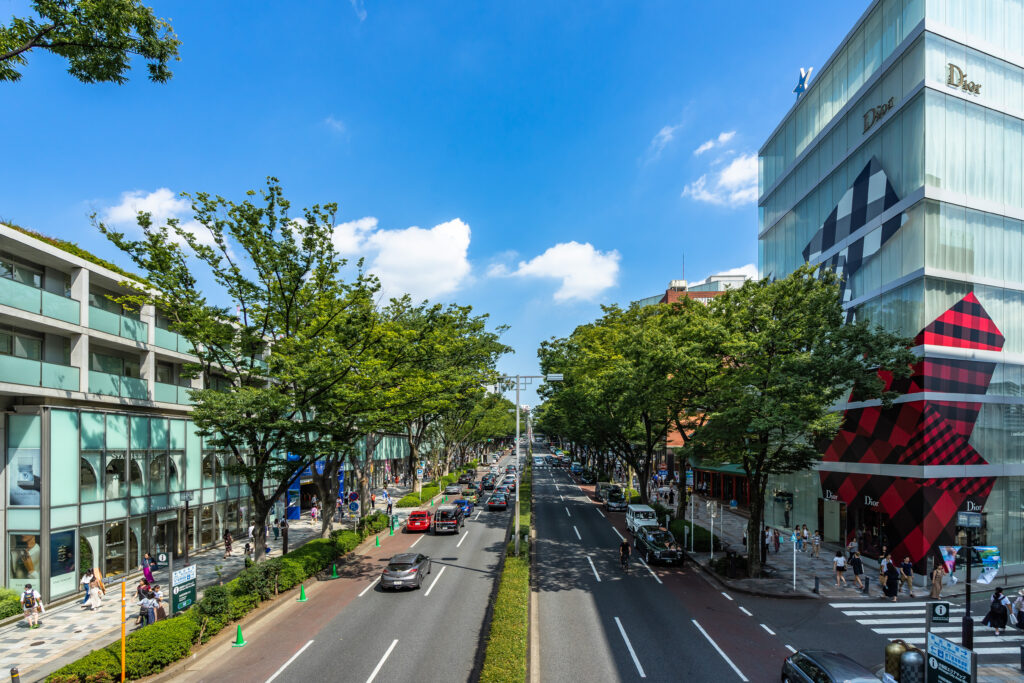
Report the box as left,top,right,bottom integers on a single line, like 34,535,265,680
927,632,976,683
349,502,359,512
928,602,950,624
957,511,982,528
416,468,423,478
171,565,197,615
348,492,358,502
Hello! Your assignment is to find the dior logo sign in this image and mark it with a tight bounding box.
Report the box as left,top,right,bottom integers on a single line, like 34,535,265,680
823,489,838,501
864,495,880,508
966,500,983,512
863,97,895,133
947,63,982,95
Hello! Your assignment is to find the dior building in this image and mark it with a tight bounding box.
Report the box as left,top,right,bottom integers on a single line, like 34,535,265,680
758,0,1024,571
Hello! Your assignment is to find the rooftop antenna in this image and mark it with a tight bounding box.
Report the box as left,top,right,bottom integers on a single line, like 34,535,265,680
681,252,685,282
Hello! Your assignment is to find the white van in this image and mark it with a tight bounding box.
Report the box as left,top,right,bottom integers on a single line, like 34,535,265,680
625,504,659,535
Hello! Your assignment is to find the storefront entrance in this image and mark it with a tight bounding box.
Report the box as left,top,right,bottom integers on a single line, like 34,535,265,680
849,505,891,559
151,514,180,559
818,498,847,545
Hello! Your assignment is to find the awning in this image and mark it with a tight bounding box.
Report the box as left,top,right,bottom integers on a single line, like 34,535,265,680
692,463,746,476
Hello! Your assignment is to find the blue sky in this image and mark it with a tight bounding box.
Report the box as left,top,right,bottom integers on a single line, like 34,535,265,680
2,0,868,405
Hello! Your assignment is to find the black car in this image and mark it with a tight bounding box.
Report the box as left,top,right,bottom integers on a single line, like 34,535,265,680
488,493,508,510
432,505,464,534
633,528,682,565
482,478,496,491
545,456,557,466
579,470,597,484
604,487,627,511
458,473,475,484
781,650,878,683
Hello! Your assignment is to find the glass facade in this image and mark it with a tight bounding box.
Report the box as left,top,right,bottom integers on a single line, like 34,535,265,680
759,0,1024,568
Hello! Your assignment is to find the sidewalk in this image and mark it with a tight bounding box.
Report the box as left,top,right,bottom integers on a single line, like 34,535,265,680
0,518,321,682
686,494,1024,601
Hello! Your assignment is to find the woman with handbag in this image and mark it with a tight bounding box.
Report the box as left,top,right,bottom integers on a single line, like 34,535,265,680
86,568,105,611
930,563,946,599
982,587,1012,635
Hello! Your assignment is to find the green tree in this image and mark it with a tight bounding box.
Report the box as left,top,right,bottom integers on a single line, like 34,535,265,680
686,265,915,577
1,0,180,83
97,178,372,561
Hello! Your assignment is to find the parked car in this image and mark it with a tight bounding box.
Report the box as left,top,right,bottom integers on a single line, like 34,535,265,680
454,498,474,516
381,552,431,591
405,510,431,533
604,488,627,512
595,482,615,501
488,493,508,510
545,456,557,466
570,461,583,474
579,470,597,485
433,505,464,534
780,650,878,683
444,484,462,495
625,504,660,535
633,528,682,565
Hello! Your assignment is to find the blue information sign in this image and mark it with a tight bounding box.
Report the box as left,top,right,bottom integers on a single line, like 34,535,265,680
349,501,359,512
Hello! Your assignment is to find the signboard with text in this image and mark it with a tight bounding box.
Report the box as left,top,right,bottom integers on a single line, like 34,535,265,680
926,632,975,683
171,565,197,615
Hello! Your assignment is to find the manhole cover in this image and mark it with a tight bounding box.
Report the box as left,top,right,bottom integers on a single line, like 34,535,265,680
30,641,45,646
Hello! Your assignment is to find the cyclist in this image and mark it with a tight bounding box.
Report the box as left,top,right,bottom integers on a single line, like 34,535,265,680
619,539,631,571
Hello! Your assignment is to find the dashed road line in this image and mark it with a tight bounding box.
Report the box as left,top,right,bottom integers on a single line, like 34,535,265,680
358,576,381,597
691,619,748,682
760,624,776,635
366,639,398,683
785,645,797,653
611,527,625,541
721,591,733,601
573,525,581,540
635,557,663,585
738,606,752,616
265,639,314,683
424,566,447,597
586,555,602,582
614,617,646,678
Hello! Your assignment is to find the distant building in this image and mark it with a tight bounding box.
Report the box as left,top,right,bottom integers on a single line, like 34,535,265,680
631,272,750,308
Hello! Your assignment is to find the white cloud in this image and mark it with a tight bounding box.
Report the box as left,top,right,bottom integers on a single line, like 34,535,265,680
647,123,682,159
349,0,367,21
693,130,735,156
102,188,217,249
490,241,620,303
324,115,346,134
682,152,758,207
332,217,472,301
718,263,759,279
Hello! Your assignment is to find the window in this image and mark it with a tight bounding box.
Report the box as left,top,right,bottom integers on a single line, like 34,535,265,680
156,362,174,384
104,522,126,576
0,255,43,288
80,453,102,503
0,327,43,360
90,352,141,377
89,289,121,314
105,453,126,499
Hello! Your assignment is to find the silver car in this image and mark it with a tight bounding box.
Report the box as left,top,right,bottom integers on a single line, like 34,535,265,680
380,552,431,591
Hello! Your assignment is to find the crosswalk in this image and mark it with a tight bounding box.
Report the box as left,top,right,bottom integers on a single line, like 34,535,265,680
830,600,1024,658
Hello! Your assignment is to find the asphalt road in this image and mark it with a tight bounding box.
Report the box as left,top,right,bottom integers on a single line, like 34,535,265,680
177,455,516,683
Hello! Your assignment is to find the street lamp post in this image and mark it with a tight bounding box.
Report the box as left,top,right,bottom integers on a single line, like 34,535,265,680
500,373,561,556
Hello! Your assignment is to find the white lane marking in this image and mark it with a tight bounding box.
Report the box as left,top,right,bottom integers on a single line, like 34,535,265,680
423,566,447,597
785,645,796,654
721,591,733,601
739,606,752,617
474,510,481,521
873,625,972,635
265,639,314,683
565,506,571,517
614,617,646,678
596,508,605,518
560,494,564,501
366,639,399,683
841,608,965,616
586,555,601,582
573,525,581,540
611,527,625,541
457,531,469,548
760,624,776,635
358,576,381,597
692,619,748,682
635,557,663,584
829,601,934,608
409,536,424,548
857,618,927,625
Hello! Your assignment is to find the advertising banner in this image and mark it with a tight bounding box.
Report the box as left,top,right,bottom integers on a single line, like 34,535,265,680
49,530,77,597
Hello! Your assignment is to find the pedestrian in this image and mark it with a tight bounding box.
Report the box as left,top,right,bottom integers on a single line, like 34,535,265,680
795,528,804,552
20,583,43,629
386,499,393,516
80,570,92,606
141,552,155,584
851,551,864,589
135,577,150,602
668,488,675,506
762,527,771,562
152,584,166,622
900,556,915,597
879,553,890,586
371,493,376,509
134,584,150,627
884,562,900,602
983,587,1012,635
930,562,946,599
273,518,280,540
247,523,255,545
281,518,289,555
847,537,858,559
773,528,780,553
243,542,252,561
833,551,848,587
87,568,105,611
311,505,318,524
1012,590,1024,631
812,530,821,558
801,525,809,552
223,530,233,558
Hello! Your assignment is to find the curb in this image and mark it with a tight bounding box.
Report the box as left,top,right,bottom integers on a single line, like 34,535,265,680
686,552,820,600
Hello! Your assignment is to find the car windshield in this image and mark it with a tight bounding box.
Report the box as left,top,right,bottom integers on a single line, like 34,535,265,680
455,500,468,506
387,562,413,571
608,491,624,501
410,513,427,520
636,511,656,519
437,510,456,520
492,494,506,501
649,531,674,545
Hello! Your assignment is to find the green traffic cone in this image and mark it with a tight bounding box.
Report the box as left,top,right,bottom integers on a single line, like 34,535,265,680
232,625,247,647
297,584,308,602
389,525,394,536
331,563,339,579
375,535,380,547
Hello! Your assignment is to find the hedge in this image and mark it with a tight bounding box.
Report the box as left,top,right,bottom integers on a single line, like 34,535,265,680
0,588,22,620
48,514,390,681
668,518,722,552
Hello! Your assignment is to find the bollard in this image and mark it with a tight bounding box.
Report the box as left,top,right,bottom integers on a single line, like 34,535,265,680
11,667,20,683
813,576,820,594
885,640,909,679
863,576,870,594
900,648,925,683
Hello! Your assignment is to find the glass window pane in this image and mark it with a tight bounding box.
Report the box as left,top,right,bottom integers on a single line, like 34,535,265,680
81,451,102,503
105,452,127,499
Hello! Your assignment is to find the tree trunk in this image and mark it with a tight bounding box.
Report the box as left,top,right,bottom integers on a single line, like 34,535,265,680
311,458,340,538
407,425,422,494
746,475,767,578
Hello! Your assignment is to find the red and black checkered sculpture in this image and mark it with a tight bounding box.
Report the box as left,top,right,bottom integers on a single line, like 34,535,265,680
818,293,1003,569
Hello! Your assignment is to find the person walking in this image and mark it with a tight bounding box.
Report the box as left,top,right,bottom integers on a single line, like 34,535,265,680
223,530,233,559
812,530,821,558
80,570,93,606
311,505,318,524
879,553,890,588
153,584,167,622
141,552,155,584
273,518,280,540
833,551,848,587
801,525,809,553
247,523,255,546
850,551,864,589
371,493,376,510
86,569,104,611
900,556,915,597
1012,590,1024,631
847,537,859,559
773,529,781,553
20,583,43,629
884,562,900,602
930,562,946,599
762,527,771,563
983,587,1012,635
